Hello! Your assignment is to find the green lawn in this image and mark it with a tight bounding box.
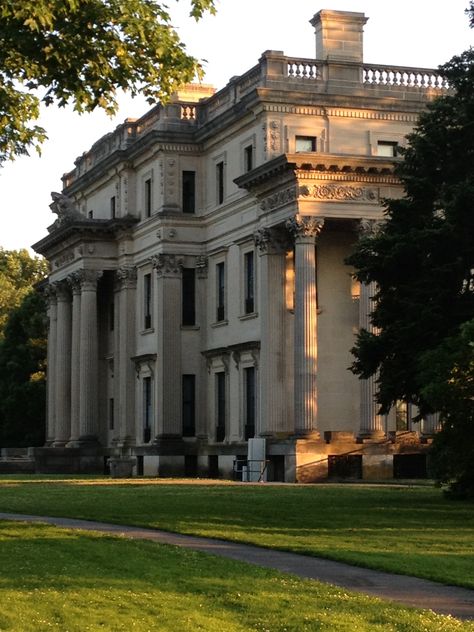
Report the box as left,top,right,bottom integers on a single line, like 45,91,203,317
0,519,472,632
0,478,473,589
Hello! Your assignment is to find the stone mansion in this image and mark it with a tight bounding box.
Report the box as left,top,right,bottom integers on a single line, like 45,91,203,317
33,10,446,481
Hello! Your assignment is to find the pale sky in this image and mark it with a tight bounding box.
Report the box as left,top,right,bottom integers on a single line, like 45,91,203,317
1,0,472,252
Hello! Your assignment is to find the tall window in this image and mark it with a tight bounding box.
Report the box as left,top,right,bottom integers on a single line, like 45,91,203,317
144,273,152,329
182,268,196,326
244,145,253,172
109,300,115,331
244,251,254,314
144,178,152,217
377,140,398,157
182,170,196,214
182,374,196,437
216,161,224,205
244,366,256,440
110,195,116,219
295,136,316,152
109,397,115,431
143,376,152,443
216,372,226,442
216,262,225,322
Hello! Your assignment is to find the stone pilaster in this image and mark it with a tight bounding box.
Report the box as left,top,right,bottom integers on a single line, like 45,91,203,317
196,256,209,440
52,280,72,446
67,273,82,444
45,285,57,446
254,228,288,435
115,266,137,446
286,215,324,436
78,269,102,443
152,254,183,437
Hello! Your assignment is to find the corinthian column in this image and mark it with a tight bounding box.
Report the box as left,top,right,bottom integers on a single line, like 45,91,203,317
286,215,324,436
45,285,57,446
67,273,82,445
53,280,72,446
78,269,102,443
254,227,288,436
153,254,183,438
115,266,137,446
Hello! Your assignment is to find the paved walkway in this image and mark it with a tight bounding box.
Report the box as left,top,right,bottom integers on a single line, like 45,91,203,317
1,512,474,621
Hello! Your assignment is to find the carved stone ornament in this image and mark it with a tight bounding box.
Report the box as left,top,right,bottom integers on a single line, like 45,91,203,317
260,186,298,212
151,254,184,277
67,271,83,293
116,266,138,289
358,218,384,238
77,269,103,290
48,192,85,232
299,184,378,203
43,283,57,304
54,249,75,269
195,255,208,278
253,227,289,254
286,216,325,241
52,278,70,299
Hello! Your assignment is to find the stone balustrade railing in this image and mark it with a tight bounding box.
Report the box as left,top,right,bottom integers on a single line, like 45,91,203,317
363,64,448,89
287,58,320,80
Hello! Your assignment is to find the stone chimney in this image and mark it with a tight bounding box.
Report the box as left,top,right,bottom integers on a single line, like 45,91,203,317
310,10,368,63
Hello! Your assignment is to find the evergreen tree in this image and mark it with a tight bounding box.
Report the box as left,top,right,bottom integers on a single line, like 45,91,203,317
346,4,474,497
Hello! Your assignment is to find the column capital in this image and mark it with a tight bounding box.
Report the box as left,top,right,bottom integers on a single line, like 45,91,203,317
254,227,289,255
195,255,208,279
151,254,184,278
115,266,137,289
357,218,384,238
286,215,325,243
77,269,102,291
44,283,57,305
67,271,82,294
52,279,71,300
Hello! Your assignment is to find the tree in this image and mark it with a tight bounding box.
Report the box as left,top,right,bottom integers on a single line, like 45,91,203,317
0,248,48,339
346,5,474,497
0,291,47,447
0,0,216,165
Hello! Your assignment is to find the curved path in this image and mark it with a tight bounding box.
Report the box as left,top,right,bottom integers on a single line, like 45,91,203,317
1,512,474,621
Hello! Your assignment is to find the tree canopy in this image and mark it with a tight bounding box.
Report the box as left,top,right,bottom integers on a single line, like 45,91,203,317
0,0,216,165
346,5,474,497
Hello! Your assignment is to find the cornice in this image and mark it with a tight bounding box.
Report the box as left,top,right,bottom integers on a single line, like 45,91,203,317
261,103,419,123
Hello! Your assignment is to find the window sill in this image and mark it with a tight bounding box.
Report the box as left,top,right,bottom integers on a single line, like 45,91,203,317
181,325,200,331
140,327,155,335
239,312,258,321
211,319,229,328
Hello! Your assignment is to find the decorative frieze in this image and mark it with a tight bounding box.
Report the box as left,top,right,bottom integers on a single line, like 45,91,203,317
260,186,298,212
151,254,184,277
299,184,378,203
358,218,384,237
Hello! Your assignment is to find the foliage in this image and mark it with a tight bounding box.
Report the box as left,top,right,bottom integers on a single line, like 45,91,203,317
0,0,216,165
346,11,474,496
0,248,48,339
0,291,47,447
0,480,473,589
1,521,468,632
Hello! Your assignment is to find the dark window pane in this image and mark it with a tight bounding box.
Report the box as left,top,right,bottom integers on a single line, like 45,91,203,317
182,268,196,326
144,273,152,329
216,372,226,442
144,178,152,217
143,376,152,443
244,145,253,172
245,366,255,440
182,374,196,437
216,162,224,204
216,262,225,321
182,171,196,214
244,251,254,314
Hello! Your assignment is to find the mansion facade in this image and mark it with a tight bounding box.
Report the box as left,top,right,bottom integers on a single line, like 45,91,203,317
33,10,445,481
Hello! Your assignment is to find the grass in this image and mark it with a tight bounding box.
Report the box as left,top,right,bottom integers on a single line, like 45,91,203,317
0,519,472,631
0,478,473,589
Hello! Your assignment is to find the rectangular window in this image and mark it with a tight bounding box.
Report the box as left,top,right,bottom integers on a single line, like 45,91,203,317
295,136,316,152
182,374,196,437
216,262,225,322
377,141,398,157
216,372,226,442
143,376,152,443
182,170,196,214
216,161,224,205
182,268,196,326
244,366,256,440
144,273,152,329
109,397,114,430
244,251,255,314
244,145,253,172
144,178,152,217
110,195,116,219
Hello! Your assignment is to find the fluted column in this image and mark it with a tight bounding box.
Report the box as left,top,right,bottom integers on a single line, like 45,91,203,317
421,412,441,437
67,273,82,445
286,215,324,436
153,254,183,438
53,280,72,446
254,227,288,435
78,269,102,443
45,286,57,446
116,267,137,446
358,281,384,438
